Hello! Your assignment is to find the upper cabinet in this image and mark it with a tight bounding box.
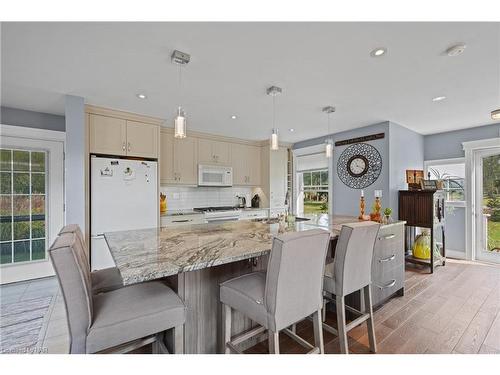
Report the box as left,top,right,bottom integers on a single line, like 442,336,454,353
160,130,198,185
198,138,231,165
232,143,261,186
88,113,160,159
89,114,127,156
126,121,159,158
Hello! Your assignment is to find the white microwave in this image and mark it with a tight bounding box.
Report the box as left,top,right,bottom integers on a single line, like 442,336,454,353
198,165,233,187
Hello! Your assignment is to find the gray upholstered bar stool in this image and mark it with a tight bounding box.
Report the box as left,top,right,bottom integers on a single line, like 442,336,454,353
59,224,123,294
49,231,186,354
220,229,330,354
322,221,380,354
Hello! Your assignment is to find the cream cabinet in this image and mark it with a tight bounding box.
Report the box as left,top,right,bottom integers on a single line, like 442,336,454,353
89,114,159,158
198,138,231,165
89,114,127,156
160,131,198,185
232,143,261,186
126,121,159,158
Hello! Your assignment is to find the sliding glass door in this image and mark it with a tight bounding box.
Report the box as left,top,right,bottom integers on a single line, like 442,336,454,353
475,148,500,263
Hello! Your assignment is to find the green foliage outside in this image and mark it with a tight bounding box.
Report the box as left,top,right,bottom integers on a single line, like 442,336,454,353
0,149,47,264
483,154,500,251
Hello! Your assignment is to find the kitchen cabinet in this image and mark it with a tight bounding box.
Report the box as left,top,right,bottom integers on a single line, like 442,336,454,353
125,121,159,158
239,209,268,220
258,146,289,215
89,114,127,156
161,213,206,227
198,138,231,165
160,131,198,185
231,143,261,186
89,114,159,158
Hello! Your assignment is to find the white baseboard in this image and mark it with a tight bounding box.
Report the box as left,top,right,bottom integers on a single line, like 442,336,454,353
446,249,466,260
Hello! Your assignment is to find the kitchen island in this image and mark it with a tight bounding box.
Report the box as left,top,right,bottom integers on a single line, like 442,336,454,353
105,215,405,353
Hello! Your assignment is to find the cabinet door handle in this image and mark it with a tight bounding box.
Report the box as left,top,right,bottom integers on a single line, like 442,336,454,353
380,234,395,240
122,142,126,151
127,142,131,151
376,279,396,290
379,254,396,263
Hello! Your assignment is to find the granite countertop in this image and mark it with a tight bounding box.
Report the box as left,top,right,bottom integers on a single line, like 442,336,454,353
105,215,405,285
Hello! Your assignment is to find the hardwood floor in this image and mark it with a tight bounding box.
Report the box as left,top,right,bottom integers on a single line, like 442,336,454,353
244,259,500,354
2,259,499,354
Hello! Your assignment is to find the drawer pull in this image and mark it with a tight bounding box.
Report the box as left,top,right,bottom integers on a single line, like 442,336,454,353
380,234,396,240
379,254,396,263
376,279,396,290
172,219,191,223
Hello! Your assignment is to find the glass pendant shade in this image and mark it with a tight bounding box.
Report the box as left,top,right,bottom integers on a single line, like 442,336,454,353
271,128,279,150
492,108,500,120
174,107,187,138
325,141,333,158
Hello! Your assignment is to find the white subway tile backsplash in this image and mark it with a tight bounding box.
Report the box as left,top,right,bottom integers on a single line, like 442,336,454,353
160,185,253,210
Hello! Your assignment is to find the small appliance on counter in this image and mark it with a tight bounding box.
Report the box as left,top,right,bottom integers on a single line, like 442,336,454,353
251,194,260,208
236,195,246,208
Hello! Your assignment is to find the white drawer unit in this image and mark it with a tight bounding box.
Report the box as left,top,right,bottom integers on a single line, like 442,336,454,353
161,214,206,227
239,209,269,220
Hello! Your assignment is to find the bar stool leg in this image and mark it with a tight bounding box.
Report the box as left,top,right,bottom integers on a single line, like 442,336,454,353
363,285,377,353
222,303,232,354
336,295,349,354
268,331,280,354
312,309,324,354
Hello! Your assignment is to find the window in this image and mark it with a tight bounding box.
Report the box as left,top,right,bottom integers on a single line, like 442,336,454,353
426,161,465,203
0,148,47,264
301,169,329,214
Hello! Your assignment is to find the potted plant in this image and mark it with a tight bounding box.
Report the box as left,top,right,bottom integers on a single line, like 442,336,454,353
383,207,393,224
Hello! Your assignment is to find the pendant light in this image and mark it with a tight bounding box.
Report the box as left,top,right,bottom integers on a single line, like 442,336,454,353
322,106,335,158
171,50,190,138
267,86,282,150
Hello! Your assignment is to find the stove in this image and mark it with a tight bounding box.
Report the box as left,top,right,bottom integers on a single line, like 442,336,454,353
193,206,241,222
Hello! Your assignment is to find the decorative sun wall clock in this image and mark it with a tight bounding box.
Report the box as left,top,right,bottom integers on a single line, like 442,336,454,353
337,143,382,189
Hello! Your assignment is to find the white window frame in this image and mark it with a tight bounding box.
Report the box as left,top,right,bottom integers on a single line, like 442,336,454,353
0,124,65,284
424,157,466,208
292,144,333,216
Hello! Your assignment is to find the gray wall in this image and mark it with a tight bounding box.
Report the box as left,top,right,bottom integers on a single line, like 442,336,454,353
294,121,393,216
1,106,65,131
64,95,86,232
331,122,390,216
389,122,424,214
293,121,425,217
424,123,500,160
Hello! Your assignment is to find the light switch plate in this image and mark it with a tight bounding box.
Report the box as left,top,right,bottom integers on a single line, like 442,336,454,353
173,193,180,199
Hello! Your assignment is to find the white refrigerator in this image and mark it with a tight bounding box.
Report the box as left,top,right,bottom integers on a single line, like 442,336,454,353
90,156,158,270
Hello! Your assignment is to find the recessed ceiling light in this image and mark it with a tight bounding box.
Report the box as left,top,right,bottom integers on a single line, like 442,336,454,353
231,115,237,119
289,128,295,132
446,43,466,57
432,96,447,102
136,93,147,99
370,47,387,57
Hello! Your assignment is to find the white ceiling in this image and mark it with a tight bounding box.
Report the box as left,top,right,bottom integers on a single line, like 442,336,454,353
1,22,499,142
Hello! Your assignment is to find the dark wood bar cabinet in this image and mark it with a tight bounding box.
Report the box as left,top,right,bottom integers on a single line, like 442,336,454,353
398,190,446,273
